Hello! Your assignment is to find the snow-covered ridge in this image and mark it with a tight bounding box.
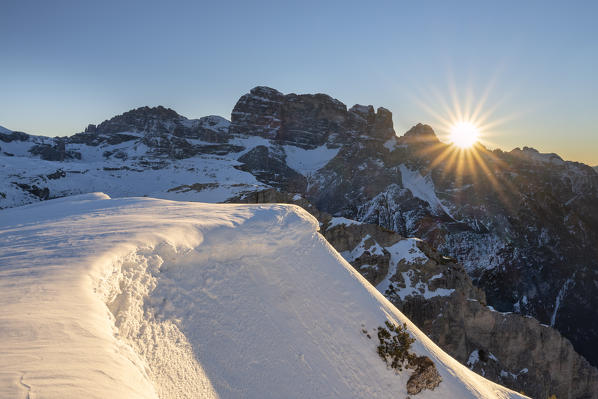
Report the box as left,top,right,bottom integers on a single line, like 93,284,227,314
0,194,525,398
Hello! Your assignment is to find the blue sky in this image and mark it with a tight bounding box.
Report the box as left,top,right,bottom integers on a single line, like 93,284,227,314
1,0,597,164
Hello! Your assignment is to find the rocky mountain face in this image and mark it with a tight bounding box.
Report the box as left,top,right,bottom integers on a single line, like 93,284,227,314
230,86,395,147
2,86,598,397
325,221,598,399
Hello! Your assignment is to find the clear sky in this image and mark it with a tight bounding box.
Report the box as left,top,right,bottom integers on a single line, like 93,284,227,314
1,0,597,165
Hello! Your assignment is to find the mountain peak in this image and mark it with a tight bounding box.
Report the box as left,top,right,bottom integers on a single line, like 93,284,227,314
249,85,285,98
400,123,440,144
88,105,183,136
108,105,181,123
510,146,565,165
230,87,395,146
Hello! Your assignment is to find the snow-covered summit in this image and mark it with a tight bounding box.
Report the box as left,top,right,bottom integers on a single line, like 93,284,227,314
0,194,525,399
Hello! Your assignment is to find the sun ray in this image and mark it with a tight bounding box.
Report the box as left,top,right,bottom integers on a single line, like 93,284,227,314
469,147,519,214
407,75,532,217
426,144,456,171
447,72,464,123
441,148,462,181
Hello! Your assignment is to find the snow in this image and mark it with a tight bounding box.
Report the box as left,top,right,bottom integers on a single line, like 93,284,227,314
327,216,362,229
371,239,456,301
399,164,455,218
283,144,340,175
393,270,455,300
0,138,37,157
468,350,480,368
194,115,230,132
550,276,575,327
0,125,12,134
377,239,422,292
0,195,526,398
500,368,527,381
339,235,456,301
383,138,398,152
0,143,268,209
228,135,272,156
341,234,386,262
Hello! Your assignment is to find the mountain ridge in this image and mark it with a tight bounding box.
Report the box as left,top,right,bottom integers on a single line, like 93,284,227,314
1,86,598,398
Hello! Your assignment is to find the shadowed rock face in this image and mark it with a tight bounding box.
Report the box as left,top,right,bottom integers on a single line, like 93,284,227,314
399,123,440,145
229,86,396,148
29,140,82,161
95,105,182,135
0,130,30,143
236,146,307,193
69,107,232,149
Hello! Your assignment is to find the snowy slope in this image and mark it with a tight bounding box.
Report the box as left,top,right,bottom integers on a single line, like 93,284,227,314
0,134,273,208
0,194,526,399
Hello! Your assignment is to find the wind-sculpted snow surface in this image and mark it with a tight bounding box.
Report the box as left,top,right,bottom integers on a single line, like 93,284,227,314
0,194,526,398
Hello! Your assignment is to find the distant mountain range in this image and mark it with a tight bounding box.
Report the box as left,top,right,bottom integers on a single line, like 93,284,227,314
2,86,598,398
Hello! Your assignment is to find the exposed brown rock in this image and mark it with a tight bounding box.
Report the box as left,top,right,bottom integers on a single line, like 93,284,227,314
406,356,442,395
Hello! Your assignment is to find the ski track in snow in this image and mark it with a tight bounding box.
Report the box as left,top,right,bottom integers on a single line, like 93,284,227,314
0,194,526,399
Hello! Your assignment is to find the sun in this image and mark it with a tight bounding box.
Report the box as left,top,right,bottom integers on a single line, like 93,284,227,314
449,121,479,148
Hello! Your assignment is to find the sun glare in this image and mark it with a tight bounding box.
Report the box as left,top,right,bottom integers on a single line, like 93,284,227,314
410,79,521,212
450,122,479,148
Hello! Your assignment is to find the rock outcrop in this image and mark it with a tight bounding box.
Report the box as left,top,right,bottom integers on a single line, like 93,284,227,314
236,146,307,192
68,106,231,153
406,356,442,395
229,86,396,149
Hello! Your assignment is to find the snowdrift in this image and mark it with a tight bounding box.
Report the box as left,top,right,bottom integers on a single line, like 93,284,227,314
0,194,526,398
